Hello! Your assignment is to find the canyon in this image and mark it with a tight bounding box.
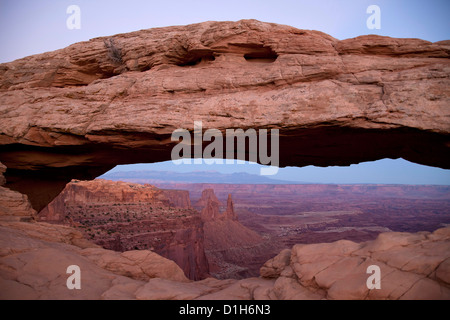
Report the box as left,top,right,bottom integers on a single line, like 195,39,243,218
38,179,280,280
39,179,209,280
193,189,280,279
1,160,449,299
151,182,450,244
38,176,450,284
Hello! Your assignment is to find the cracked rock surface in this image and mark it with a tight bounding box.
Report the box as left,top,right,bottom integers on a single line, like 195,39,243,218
1,219,448,299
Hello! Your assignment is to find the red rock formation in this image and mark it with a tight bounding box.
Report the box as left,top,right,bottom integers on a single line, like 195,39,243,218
160,189,191,209
195,189,222,208
224,194,238,221
0,19,449,299
2,217,449,299
195,188,280,278
0,162,5,186
200,199,219,222
0,20,448,211
39,179,209,280
195,189,238,221
196,189,222,221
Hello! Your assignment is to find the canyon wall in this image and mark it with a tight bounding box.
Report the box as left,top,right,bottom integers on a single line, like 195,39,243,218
0,162,36,222
161,182,450,241
195,188,280,279
39,182,280,281
39,179,209,280
161,188,191,209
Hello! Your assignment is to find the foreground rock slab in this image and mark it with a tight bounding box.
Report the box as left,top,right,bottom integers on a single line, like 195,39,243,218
1,219,448,299
261,228,450,299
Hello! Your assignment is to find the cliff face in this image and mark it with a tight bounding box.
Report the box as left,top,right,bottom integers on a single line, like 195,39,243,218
0,162,36,222
1,162,449,299
39,179,209,280
195,188,280,278
195,189,222,221
224,194,238,221
195,189,237,221
160,189,191,209
39,182,279,280
0,20,448,212
2,218,448,300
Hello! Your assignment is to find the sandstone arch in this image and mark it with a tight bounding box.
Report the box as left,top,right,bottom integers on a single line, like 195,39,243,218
0,20,449,211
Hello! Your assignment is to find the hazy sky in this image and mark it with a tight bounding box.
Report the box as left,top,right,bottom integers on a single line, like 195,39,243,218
109,159,450,185
1,0,449,63
0,0,449,184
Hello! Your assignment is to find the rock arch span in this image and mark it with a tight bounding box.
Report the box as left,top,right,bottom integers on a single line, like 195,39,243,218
0,20,449,211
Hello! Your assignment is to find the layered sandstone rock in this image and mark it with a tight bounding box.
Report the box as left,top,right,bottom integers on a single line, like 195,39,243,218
0,20,448,211
0,221,190,300
0,20,449,300
195,189,237,221
196,189,222,221
39,179,209,280
1,217,448,299
260,228,450,299
161,189,191,209
0,162,36,222
0,163,5,186
194,188,280,279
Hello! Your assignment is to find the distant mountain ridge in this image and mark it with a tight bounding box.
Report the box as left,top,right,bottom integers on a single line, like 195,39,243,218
100,170,301,184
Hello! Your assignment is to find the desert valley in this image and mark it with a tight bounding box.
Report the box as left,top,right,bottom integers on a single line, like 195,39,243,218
38,172,450,283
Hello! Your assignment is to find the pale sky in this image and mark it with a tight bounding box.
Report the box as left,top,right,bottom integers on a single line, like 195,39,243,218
0,0,449,184
1,0,449,63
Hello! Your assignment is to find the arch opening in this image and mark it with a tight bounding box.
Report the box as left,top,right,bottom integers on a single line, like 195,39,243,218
36,158,450,280
2,125,449,212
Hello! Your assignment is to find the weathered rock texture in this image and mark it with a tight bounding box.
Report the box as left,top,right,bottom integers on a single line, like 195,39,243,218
1,166,449,300
161,189,191,209
38,179,209,280
0,221,192,300
1,218,449,299
0,162,36,222
194,188,280,279
196,189,222,221
0,20,449,211
259,227,450,300
224,194,238,221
